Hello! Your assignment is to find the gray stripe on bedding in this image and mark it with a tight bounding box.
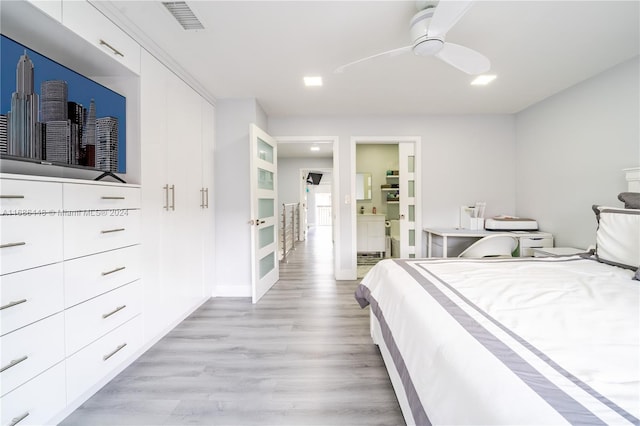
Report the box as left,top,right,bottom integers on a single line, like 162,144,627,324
396,259,610,426
410,258,640,425
355,284,430,426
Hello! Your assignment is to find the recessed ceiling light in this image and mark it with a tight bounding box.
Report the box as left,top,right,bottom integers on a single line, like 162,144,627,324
471,75,497,86
304,76,323,87
310,146,320,152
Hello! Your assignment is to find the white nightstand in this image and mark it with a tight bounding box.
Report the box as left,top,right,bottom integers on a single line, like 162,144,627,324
533,247,587,257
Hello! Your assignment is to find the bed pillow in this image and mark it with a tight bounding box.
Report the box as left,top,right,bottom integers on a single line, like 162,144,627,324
618,192,640,209
592,205,640,270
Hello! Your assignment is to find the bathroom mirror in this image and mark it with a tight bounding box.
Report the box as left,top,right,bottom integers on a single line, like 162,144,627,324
356,172,372,201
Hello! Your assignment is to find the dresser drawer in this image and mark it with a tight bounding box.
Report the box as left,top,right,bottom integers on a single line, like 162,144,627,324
64,245,141,308
0,313,65,397
63,209,140,260
1,264,64,336
63,183,141,211
0,215,63,274
0,179,62,214
65,281,142,355
66,315,143,404
0,362,66,426
519,235,554,257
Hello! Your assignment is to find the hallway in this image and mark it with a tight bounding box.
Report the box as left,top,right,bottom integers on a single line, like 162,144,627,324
61,226,403,425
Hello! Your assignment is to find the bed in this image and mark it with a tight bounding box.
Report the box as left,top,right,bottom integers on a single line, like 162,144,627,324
355,198,640,425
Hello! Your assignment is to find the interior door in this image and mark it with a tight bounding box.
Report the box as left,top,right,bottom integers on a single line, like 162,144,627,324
399,142,417,258
249,124,279,303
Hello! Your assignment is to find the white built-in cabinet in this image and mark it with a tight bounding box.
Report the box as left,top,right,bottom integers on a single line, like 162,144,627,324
0,174,142,426
1,1,216,423
140,50,214,340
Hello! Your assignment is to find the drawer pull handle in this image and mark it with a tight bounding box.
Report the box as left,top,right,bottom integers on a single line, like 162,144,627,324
102,305,127,319
1,242,26,249
0,299,27,311
103,343,127,361
102,266,126,276
101,228,125,234
0,355,28,373
9,412,29,426
0,195,25,199
101,196,125,200
99,39,124,57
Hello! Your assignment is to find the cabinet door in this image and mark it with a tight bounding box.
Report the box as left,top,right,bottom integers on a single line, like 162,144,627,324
201,100,215,297
62,0,140,74
140,51,170,338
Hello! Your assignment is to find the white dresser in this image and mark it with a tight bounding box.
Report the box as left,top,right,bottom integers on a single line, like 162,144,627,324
0,173,142,426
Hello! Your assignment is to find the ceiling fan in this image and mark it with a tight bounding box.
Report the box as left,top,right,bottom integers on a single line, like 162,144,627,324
334,0,490,75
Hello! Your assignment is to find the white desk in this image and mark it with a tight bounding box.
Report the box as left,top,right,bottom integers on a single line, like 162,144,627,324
424,228,553,258
424,228,503,258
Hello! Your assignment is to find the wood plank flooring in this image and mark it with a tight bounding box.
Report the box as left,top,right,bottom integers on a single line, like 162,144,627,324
61,226,403,425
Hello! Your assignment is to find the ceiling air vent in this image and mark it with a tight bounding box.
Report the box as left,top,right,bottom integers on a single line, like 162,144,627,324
162,2,204,30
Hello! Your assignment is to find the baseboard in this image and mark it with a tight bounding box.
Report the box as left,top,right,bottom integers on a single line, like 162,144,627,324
213,283,252,297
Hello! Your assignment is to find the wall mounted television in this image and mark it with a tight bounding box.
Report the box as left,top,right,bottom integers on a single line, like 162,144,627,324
0,34,126,176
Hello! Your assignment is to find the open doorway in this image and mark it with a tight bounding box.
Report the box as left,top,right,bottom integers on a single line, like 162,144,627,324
276,137,337,273
351,137,422,278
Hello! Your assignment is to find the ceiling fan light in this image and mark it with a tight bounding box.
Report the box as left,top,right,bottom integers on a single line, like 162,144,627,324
413,38,444,56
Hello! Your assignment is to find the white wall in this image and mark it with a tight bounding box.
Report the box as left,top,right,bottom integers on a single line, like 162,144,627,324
214,98,267,296
515,57,640,249
268,115,516,277
278,157,333,206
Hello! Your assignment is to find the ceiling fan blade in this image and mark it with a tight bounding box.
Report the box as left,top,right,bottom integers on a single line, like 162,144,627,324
435,42,490,75
334,46,412,74
427,0,475,38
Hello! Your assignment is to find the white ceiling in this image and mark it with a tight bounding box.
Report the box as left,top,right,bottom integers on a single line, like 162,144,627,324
97,0,639,119
96,0,639,159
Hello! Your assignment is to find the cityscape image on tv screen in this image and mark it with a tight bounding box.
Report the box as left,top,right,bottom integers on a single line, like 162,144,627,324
0,34,126,173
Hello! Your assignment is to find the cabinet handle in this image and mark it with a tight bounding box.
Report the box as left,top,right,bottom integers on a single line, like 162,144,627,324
205,188,209,208
99,39,124,57
200,188,205,208
0,355,28,373
102,266,126,276
103,343,127,361
170,185,175,211
0,195,25,199
101,228,125,234
163,185,169,210
0,299,27,311
101,196,125,200
9,412,29,426
0,242,26,249
102,304,127,319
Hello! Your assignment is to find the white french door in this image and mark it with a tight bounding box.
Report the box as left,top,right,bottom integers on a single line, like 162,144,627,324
399,142,417,258
249,124,279,303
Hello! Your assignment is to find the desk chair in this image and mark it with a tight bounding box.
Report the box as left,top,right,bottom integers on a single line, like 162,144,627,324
458,234,519,258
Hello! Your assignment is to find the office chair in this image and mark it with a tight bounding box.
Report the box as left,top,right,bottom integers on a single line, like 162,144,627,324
458,234,519,258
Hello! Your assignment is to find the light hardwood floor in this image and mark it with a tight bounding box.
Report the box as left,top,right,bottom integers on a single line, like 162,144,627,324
61,226,403,425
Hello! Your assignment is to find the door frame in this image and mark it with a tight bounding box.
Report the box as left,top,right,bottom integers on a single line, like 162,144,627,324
350,136,422,277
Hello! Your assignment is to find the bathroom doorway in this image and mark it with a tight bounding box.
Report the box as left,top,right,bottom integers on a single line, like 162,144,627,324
352,137,422,277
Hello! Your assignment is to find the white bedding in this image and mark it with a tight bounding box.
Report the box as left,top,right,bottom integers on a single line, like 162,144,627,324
356,256,640,425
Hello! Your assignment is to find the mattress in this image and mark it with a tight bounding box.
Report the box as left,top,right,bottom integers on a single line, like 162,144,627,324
485,216,538,230
355,257,639,425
